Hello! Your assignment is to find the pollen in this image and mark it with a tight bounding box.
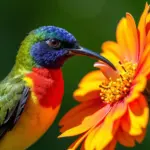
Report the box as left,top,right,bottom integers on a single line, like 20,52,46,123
99,61,137,103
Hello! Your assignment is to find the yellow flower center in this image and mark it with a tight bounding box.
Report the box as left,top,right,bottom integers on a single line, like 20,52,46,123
99,61,137,103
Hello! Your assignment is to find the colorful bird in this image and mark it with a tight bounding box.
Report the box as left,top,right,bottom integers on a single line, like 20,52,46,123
0,26,115,150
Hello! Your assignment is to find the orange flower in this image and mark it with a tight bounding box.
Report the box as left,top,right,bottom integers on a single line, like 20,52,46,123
59,3,150,150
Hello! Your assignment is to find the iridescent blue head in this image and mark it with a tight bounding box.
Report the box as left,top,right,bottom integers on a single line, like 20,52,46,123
28,26,116,70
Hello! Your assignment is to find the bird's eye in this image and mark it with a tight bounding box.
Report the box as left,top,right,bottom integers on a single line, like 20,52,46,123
46,39,61,49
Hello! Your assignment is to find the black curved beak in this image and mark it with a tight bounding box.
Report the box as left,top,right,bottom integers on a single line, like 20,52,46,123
68,47,116,70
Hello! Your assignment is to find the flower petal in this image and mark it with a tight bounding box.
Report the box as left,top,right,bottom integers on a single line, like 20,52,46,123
134,128,146,143
138,3,149,56
79,70,106,88
102,41,124,63
146,13,150,23
146,30,150,44
89,120,120,150
84,126,100,150
59,100,100,130
128,94,149,129
103,139,117,150
127,75,146,103
116,128,135,147
116,16,138,62
136,43,150,77
83,101,126,150
94,61,119,80
106,101,127,122
74,71,104,102
126,13,139,62
101,51,124,75
116,18,129,59
121,94,149,136
121,111,142,136
80,142,85,150
67,131,89,150
59,102,111,137
74,86,100,102
146,13,150,35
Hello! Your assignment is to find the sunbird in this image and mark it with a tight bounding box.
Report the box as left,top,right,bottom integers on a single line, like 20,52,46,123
0,26,115,150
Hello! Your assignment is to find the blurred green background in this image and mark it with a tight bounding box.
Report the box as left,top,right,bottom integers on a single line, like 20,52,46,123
0,0,149,149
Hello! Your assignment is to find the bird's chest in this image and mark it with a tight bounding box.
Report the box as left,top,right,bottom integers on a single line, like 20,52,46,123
24,68,64,108
0,68,64,150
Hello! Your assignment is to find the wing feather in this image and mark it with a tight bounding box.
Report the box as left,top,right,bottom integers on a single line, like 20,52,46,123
0,76,30,139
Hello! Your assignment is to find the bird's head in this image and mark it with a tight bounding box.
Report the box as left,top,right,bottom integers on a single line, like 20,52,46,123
16,26,115,71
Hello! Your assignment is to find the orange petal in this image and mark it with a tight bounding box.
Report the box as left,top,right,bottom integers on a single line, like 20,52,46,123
147,74,150,79
146,30,150,44
146,22,150,34
116,128,135,147
74,71,104,102
89,120,120,150
136,43,150,77
138,3,149,56
59,99,100,129
127,75,146,103
104,138,117,150
60,100,97,125
116,18,129,58
126,13,139,62
121,94,149,136
59,103,111,137
91,124,113,150
100,51,127,75
74,87,100,102
116,17,138,62
84,126,100,150
85,102,124,149
146,13,150,23
94,61,119,80
146,13,150,35
67,131,89,150
102,41,124,63
145,80,150,94
128,94,149,129
79,70,106,88
80,142,85,150
121,111,142,136
106,101,127,122
134,128,146,143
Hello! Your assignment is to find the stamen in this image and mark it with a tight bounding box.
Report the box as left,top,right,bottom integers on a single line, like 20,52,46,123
99,61,137,103
119,74,123,79
118,61,122,64
119,61,126,72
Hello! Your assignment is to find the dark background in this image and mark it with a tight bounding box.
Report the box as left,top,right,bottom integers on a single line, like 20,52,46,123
0,0,149,149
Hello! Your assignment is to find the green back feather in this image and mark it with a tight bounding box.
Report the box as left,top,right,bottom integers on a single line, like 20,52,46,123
0,30,45,124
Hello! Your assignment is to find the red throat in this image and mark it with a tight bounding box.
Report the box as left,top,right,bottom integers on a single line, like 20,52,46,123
25,68,64,108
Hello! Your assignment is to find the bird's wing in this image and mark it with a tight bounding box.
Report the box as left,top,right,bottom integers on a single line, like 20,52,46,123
0,75,30,139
